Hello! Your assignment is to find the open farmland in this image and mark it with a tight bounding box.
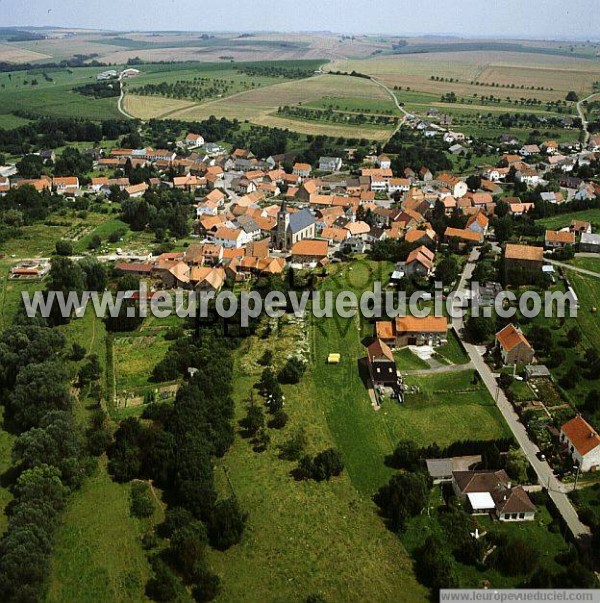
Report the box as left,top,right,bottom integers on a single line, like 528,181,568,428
126,73,399,140
0,42,51,63
0,65,124,121
334,51,600,103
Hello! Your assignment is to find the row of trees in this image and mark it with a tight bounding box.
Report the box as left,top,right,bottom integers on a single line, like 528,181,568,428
108,330,245,601
0,115,137,155
0,323,97,600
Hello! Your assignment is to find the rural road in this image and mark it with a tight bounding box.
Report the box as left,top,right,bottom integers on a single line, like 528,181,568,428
317,65,410,140
451,248,591,541
117,75,136,120
576,92,599,146
546,258,600,279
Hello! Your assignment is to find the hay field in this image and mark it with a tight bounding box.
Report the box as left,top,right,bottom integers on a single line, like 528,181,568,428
141,73,397,140
123,94,197,120
334,52,600,102
11,37,129,61
0,43,51,63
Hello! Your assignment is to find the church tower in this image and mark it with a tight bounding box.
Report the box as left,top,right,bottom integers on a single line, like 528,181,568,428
276,199,290,250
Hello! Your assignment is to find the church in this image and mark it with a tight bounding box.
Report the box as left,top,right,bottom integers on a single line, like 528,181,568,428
274,200,316,251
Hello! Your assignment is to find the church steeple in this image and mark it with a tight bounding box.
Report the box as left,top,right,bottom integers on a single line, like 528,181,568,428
276,200,290,250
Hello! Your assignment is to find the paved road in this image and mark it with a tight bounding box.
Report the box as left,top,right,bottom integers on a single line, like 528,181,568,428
452,248,591,540
546,258,600,279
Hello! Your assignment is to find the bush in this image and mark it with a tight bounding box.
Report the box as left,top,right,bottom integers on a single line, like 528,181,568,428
387,439,420,470
298,448,344,481
207,498,247,551
278,427,307,460
258,349,273,366
87,234,101,250
489,537,537,576
70,342,87,361
268,409,289,429
278,356,307,384
55,240,73,256
130,482,155,518
146,557,179,602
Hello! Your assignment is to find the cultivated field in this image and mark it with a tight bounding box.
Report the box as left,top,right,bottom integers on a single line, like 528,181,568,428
128,73,398,140
0,42,51,63
334,51,600,102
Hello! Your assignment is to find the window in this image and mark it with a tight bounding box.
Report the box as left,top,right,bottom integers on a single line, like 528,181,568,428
519,513,525,519
511,513,518,520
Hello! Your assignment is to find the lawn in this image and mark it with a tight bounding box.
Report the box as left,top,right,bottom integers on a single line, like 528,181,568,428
73,218,130,253
434,329,471,365
569,257,600,273
401,370,511,445
394,347,430,370
519,274,600,413
46,459,154,603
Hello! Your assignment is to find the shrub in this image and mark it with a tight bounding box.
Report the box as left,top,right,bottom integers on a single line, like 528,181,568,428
55,240,73,256
130,482,155,518
278,356,307,384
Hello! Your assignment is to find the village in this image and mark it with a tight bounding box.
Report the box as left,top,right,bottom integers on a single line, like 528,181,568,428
1,52,600,599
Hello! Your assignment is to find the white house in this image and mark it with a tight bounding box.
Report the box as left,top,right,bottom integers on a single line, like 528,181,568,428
519,144,540,157
560,416,600,472
388,178,411,194
318,156,343,172
184,133,205,149
377,154,392,169
210,227,249,249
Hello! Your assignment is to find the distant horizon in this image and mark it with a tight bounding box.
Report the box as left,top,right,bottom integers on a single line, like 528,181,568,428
0,0,598,41
2,26,600,45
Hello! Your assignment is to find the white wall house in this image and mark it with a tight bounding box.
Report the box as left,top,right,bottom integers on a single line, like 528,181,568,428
560,416,600,472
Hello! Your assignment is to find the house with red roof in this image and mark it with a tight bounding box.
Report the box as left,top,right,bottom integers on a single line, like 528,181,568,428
560,416,600,472
495,324,534,365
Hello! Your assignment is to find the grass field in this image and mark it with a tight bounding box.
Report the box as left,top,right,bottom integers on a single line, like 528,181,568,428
538,209,600,231
126,73,397,141
113,332,173,396
334,51,600,103
47,459,154,603
0,66,124,121
208,331,427,602
2,210,117,257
